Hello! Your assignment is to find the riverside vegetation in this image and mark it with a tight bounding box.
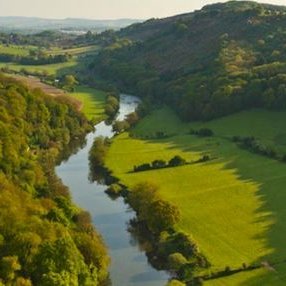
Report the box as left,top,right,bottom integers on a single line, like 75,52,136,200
0,74,109,285
85,1,286,285
2,1,286,285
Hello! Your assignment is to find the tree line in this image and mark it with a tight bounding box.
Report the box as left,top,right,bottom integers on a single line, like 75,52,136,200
0,52,69,65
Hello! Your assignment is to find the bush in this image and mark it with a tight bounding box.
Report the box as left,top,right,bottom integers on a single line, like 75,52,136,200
190,128,214,137
133,156,187,172
234,136,278,159
152,159,167,169
169,155,186,167
196,155,211,163
168,253,188,271
105,184,123,197
133,163,151,172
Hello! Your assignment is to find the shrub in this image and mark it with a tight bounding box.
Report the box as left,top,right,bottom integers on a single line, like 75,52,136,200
169,155,186,167
168,253,188,271
105,184,123,197
152,159,167,169
190,128,214,137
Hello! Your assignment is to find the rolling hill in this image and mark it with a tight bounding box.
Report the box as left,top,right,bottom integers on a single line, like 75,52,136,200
89,1,286,120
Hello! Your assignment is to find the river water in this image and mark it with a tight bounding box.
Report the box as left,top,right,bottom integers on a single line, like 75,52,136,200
56,94,169,286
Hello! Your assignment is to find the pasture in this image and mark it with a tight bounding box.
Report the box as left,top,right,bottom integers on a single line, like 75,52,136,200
0,44,35,56
105,107,286,284
48,45,99,56
0,60,78,76
69,86,106,121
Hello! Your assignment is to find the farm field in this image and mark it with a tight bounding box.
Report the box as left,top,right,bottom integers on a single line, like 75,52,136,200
0,45,98,76
0,44,36,56
69,86,107,121
0,60,78,75
47,45,99,55
0,44,98,57
105,107,286,285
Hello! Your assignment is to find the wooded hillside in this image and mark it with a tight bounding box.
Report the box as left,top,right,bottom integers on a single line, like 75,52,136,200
0,74,109,285
89,1,286,120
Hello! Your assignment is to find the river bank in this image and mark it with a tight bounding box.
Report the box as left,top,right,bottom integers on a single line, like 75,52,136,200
56,94,169,286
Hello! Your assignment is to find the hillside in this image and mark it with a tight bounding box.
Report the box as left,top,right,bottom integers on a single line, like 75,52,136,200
89,1,286,120
106,105,286,285
0,74,109,285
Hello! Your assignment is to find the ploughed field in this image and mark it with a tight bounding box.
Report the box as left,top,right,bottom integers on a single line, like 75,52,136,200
105,106,286,285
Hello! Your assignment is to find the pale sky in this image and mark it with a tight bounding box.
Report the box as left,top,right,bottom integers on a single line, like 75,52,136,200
0,0,285,20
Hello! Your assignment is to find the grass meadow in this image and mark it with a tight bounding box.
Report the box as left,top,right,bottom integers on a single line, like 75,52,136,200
0,44,35,56
105,107,286,285
69,86,106,121
0,60,78,76
47,45,99,56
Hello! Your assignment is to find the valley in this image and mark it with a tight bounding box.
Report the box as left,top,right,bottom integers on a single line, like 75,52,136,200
1,1,286,285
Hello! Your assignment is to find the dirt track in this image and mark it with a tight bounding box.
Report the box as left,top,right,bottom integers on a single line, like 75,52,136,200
11,75,83,111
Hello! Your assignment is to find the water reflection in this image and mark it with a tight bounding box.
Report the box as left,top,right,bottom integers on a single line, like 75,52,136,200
56,94,169,286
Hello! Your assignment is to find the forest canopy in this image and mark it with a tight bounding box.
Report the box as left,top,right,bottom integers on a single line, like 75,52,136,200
0,74,109,285
88,1,286,121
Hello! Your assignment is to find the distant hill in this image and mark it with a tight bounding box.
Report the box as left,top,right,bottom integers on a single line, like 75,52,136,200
89,1,286,120
0,16,141,33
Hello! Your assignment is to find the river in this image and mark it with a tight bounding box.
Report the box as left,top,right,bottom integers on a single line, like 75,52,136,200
56,94,169,286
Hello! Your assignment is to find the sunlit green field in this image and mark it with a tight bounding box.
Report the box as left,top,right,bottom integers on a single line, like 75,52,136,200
0,45,97,76
0,44,35,56
69,86,106,121
0,60,78,75
105,107,286,285
48,45,99,55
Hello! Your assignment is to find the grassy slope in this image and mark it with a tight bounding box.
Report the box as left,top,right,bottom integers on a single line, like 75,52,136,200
105,107,286,285
0,44,35,56
0,60,78,75
69,86,106,121
0,45,97,75
48,45,99,56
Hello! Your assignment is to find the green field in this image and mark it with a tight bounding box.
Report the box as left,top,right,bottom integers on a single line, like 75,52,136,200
105,107,286,285
69,86,106,121
0,60,78,76
0,45,98,76
48,45,99,56
0,44,98,57
0,44,36,56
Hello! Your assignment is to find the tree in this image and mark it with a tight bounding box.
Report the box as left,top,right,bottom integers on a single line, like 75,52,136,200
128,182,159,216
112,120,130,133
168,155,186,167
63,75,77,91
168,252,188,271
126,112,139,127
152,160,166,169
148,200,180,232
0,256,21,283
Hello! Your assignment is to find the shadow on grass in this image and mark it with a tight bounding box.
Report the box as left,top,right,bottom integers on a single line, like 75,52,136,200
133,132,286,284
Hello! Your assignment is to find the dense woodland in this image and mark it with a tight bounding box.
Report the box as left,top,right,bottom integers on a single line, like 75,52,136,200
0,74,109,285
88,1,286,120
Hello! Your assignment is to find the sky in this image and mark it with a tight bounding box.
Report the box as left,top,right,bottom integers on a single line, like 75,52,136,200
0,0,285,20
